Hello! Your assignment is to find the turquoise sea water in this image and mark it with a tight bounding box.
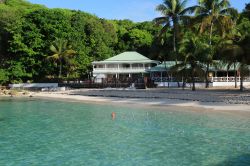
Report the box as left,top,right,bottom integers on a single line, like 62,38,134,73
0,97,250,166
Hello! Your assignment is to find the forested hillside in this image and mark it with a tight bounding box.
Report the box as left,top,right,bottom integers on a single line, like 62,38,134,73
0,0,250,87
0,0,162,84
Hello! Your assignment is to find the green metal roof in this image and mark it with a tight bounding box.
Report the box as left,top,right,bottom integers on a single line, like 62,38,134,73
92,51,159,64
106,52,150,61
149,61,181,71
149,61,250,72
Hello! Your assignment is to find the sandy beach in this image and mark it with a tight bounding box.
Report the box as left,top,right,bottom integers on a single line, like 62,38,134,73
27,88,250,112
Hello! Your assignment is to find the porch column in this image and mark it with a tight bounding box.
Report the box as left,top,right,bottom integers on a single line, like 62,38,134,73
227,72,229,82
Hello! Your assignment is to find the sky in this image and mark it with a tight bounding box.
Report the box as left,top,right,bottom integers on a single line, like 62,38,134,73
28,0,249,22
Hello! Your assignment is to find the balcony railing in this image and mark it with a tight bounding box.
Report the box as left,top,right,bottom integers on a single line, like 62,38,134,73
94,67,150,70
93,67,151,71
151,76,250,82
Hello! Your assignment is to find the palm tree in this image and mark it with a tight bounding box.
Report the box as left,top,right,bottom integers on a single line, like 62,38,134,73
154,0,195,61
238,35,250,91
193,0,238,88
48,39,76,78
219,40,243,88
177,32,208,91
195,0,237,43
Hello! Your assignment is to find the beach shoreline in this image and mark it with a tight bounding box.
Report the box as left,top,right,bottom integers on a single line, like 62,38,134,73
30,88,250,112
1,88,250,112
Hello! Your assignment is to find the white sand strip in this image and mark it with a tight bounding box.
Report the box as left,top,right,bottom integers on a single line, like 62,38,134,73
33,92,250,112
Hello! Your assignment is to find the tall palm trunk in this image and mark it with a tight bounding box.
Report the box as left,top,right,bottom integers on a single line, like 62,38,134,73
173,18,180,87
206,22,214,88
191,65,196,91
191,74,196,91
173,18,178,57
59,59,62,78
205,62,210,88
240,76,243,91
209,22,214,45
234,62,237,88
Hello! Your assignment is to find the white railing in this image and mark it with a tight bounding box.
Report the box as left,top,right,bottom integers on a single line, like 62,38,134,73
94,67,151,71
211,77,241,82
151,77,250,83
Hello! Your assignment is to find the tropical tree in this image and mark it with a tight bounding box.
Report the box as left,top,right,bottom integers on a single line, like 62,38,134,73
48,39,76,78
238,35,250,91
219,40,243,88
195,0,238,43
154,0,194,61
194,0,238,88
177,32,208,91
0,68,8,84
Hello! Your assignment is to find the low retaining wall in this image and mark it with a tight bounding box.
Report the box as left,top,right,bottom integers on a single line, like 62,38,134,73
155,82,212,88
212,82,250,87
9,83,58,89
155,81,250,88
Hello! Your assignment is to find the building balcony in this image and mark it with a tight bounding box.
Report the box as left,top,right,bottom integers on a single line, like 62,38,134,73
93,67,151,74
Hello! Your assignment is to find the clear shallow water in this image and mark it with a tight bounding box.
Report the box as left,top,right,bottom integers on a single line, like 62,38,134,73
0,98,250,166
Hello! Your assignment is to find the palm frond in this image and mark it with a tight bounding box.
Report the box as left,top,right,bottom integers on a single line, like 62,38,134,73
50,45,58,53
180,0,188,9
199,16,212,33
153,16,170,26
220,7,238,20
48,53,59,60
63,50,76,57
180,6,199,15
156,4,168,14
171,0,177,12
218,0,230,9
163,0,173,9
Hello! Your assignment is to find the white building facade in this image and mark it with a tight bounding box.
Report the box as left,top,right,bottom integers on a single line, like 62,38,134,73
92,52,159,83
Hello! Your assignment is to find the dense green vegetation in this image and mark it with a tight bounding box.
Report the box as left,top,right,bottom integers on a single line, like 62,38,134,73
154,0,250,90
0,0,160,84
0,0,249,90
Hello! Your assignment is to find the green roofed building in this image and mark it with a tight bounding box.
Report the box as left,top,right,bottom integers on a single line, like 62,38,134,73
149,61,250,87
92,51,159,83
